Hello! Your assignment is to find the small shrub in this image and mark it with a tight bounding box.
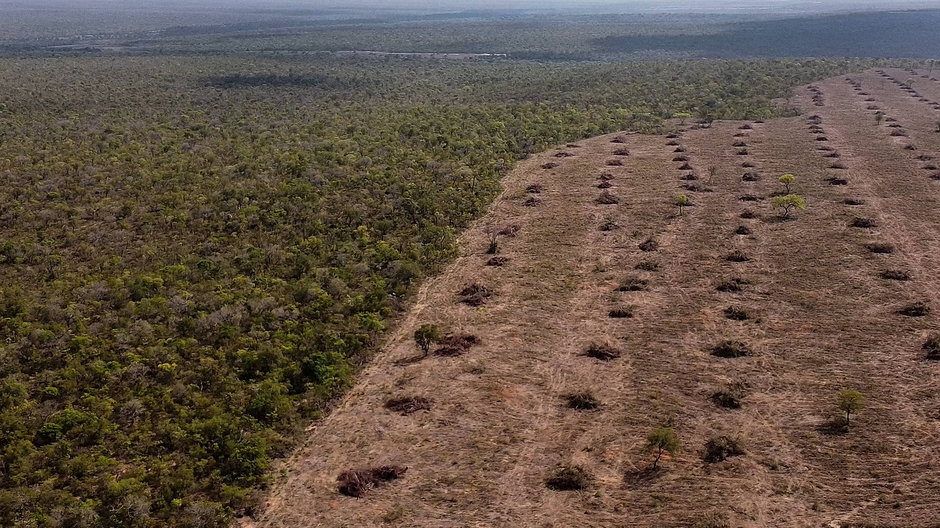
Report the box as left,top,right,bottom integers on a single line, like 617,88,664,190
815,136,828,142
826,177,848,185
823,151,840,158
666,133,681,139
741,161,756,168
739,210,756,219
523,196,540,207
635,261,659,271
674,146,686,152
711,340,752,358
673,155,689,162
850,217,877,228
703,436,745,463
726,251,750,263
598,172,615,181
680,173,698,181
844,198,865,205
458,283,491,306
899,302,930,317
723,306,749,320
384,396,431,415
666,140,680,146
890,129,908,137
880,269,910,281
434,333,480,356
638,238,659,252
611,136,627,143
716,277,748,292
337,466,408,497
739,124,752,130
923,335,940,360
739,194,761,202
711,383,746,409
545,464,592,491
613,148,631,156
678,162,693,170
584,343,621,361
606,159,624,166
734,225,751,235
866,243,894,254
732,141,746,147
486,256,509,267
742,172,760,182
608,306,635,318
597,180,613,189
554,151,574,158
526,183,543,194
498,224,520,237
617,278,648,292
930,172,940,180
596,190,619,205
736,149,749,156
599,219,619,231
413,324,442,357
541,162,559,170
564,391,600,411
917,154,935,161
904,144,917,151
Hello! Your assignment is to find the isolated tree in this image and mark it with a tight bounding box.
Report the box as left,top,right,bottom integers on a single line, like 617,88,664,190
837,390,864,428
646,427,680,470
771,194,806,219
674,112,692,125
706,166,718,184
675,194,690,215
413,324,442,357
779,173,795,194
875,111,885,124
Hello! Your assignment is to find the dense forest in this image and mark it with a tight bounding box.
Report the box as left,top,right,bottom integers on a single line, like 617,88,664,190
0,54,912,527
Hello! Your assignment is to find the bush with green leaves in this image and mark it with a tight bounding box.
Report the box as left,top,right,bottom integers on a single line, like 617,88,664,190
772,194,807,218
646,426,680,470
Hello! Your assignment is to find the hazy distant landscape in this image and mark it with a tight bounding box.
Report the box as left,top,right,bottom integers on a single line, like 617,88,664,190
1,2,938,527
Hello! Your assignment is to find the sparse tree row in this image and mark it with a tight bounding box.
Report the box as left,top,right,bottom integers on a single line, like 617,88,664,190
0,55,911,526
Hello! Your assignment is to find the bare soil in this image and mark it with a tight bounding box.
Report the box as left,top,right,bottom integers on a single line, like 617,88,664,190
243,70,940,528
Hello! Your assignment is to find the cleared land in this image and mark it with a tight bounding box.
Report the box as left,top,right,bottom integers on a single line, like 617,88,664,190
247,69,940,528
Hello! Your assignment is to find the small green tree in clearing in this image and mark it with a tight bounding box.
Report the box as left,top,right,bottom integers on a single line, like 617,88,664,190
646,427,680,470
837,390,865,428
772,194,806,219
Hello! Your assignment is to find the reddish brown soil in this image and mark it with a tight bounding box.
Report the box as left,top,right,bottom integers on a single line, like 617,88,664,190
243,70,940,528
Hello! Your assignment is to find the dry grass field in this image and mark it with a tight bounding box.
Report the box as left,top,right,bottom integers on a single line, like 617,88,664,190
243,69,940,528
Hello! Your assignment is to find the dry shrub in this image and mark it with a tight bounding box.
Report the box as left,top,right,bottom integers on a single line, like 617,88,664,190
703,436,745,463
929,172,940,180
917,154,935,161
739,124,753,130
723,306,749,320
526,183,543,194
866,243,894,254
823,152,840,158
498,224,519,237
734,225,751,235
635,261,659,271
584,343,621,361
554,151,574,158
680,173,698,181
678,162,693,170
486,256,509,267
597,180,613,189
682,183,707,193
732,141,746,147
434,333,480,356
826,177,848,185
598,171,614,181
899,302,930,317
674,146,686,152
606,159,624,166
666,133,681,139
541,162,559,170
850,217,877,228
638,238,659,252
736,149,749,156
880,269,910,281
844,198,865,205
711,383,746,409
613,148,631,156
599,220,619,231
522,196,541,207
693,512,732,528
545,464,593,491
817,145,834,151
611,136,627,143
564,391,600,411
815,136,829,141
903,144,917,151
666,140,680,146
608,306,635,318
384,396,431,415
890,129,908,137
741,161,756,168
458,283,491,306
711,340,752,358
830,161,848,169
741,172,760,182
923,335,940,360
337,466,408,497
673,155,689,162
924,163,939,170
739,194,761,202
739,210,756,219
617,278,648,292
595,190,619,205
